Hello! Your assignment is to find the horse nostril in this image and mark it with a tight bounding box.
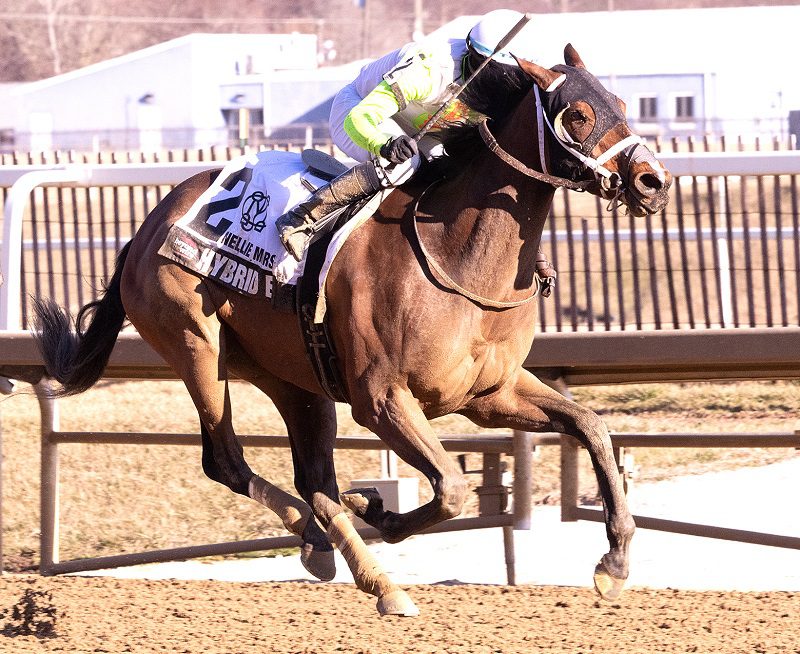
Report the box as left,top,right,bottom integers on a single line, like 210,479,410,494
633,172,662,196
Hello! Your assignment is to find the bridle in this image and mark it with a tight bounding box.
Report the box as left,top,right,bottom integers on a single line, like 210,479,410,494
412,70,653,309
478,71,653,212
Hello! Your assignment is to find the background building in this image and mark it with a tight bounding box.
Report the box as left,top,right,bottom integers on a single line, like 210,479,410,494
2,6,797,152
6,33,338,151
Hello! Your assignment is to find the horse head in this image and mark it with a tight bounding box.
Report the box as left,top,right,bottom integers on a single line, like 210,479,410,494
515,44,672,217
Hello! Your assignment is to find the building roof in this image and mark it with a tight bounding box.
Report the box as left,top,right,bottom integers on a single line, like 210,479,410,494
429,6,799,76
16,32,319,95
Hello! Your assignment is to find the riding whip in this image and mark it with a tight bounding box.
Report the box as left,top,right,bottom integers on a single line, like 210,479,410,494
413,12,533,142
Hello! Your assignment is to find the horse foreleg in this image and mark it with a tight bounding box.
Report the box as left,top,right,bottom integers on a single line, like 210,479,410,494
327,512,419,616
462,369,635,601
346,384,467,544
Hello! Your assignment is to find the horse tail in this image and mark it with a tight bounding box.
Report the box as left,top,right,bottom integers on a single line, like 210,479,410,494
33,240,132,396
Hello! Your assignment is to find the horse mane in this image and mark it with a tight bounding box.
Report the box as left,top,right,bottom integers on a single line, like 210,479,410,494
460,51,533,120
421,58,534,182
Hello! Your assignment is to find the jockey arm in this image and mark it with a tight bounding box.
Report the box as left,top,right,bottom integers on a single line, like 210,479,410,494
343,82,406,155
343,48,447,157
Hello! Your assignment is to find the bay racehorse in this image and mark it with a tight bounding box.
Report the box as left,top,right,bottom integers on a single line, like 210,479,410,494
33,45,672,616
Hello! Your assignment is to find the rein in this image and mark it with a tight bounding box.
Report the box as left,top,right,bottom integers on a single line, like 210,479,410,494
478,119,593,191
412,179,542,309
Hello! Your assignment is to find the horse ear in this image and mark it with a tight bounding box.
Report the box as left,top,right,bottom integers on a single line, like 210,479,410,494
513,55,563,90
564,43,586,69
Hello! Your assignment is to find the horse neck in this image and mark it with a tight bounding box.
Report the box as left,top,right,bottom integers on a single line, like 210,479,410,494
434,90,555,297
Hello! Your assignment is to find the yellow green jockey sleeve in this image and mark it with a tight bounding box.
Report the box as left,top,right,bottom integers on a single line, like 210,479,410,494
343,81,401,155
343,51,441,155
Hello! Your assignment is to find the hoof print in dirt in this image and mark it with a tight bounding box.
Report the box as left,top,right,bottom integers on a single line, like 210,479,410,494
0,588,58,639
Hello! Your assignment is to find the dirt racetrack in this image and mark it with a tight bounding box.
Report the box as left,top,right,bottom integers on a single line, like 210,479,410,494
0,575,797,653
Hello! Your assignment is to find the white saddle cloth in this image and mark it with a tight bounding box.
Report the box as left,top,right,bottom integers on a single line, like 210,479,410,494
158,150,386,310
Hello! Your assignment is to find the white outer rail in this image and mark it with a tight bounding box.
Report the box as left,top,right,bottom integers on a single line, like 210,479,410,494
0,163,216,329
656,150,800,177
1,151,800,329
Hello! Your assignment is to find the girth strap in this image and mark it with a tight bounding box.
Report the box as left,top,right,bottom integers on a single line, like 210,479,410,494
296,226,350,403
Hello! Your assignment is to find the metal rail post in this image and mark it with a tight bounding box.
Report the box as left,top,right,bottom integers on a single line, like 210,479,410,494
560,434,580,522
477,452,516,586
512,430,533,530
35,380,59,574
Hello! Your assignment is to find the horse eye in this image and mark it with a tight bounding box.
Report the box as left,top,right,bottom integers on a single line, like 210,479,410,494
569,110,587,124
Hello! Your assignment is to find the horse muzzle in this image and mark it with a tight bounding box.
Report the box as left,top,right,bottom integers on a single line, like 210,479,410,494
625,166,673,216
620,143,673,216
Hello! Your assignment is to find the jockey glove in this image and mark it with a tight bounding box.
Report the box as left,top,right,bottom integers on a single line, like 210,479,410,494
380,135,419,164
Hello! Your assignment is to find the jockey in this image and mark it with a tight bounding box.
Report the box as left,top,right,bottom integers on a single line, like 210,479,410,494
275,9,557,293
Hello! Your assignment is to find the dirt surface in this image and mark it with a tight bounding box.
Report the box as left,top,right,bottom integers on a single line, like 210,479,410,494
0,575,797,653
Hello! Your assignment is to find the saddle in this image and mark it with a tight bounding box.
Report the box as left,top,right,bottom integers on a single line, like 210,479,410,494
300,148,349,184
273,149,368,403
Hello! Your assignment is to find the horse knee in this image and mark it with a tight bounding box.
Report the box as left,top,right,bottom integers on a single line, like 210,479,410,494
437,472,467,520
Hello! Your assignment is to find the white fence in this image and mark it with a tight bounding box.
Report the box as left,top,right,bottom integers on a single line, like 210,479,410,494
2,149,800,330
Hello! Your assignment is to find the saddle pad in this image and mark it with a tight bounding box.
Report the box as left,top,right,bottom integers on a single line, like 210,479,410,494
158,150,328,298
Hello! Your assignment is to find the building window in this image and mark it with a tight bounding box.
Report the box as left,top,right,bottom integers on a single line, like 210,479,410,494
638,95,658,122
675,94,695,121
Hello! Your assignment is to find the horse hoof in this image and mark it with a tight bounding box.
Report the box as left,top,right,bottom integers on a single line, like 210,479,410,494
376,589,419,617
340,487,383,518
593,561,626,601
301,543,336,582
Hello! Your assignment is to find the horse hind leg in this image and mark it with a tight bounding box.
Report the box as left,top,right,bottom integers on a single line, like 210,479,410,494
177,353,332,581
127,279,334,582
192,371,337,581
195,420,332,581
218,356,335,583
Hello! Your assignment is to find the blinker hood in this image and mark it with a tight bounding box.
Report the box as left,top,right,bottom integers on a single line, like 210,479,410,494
541,64,626,155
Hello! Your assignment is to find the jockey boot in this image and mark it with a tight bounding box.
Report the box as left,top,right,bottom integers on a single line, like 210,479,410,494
276,161,385,261
535,247,558,297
